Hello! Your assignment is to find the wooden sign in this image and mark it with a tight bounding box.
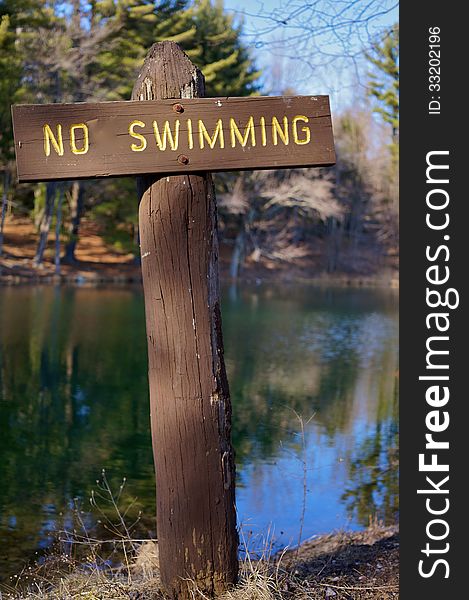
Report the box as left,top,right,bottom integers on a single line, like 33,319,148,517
11,95,335,183
10,39,339,599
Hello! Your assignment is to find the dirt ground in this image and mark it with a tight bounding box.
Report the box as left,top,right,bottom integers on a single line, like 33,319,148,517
1,216,398,287
280,525,399,599
0,216,141,284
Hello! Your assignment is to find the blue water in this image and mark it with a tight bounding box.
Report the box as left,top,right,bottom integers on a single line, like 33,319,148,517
0,284,398,579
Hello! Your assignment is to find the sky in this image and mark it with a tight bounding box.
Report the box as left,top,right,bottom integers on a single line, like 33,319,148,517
223,0,399,111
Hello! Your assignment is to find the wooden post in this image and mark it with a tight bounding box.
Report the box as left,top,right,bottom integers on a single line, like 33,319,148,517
132,42,238,598
11,41,335,597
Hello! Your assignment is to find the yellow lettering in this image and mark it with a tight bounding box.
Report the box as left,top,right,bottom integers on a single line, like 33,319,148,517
199,119,224,149
292,115,310,145
272,116,289,146
260,116,267,147
153,120,180,151
187,118,194,150
70,123,89,155
230,116,256,148
43,124,64,157
129,120,147,152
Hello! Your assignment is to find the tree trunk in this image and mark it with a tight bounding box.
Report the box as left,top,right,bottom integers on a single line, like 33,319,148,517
133,42,238,599
0,170,10,258
34,181,56,267
63,181,84,263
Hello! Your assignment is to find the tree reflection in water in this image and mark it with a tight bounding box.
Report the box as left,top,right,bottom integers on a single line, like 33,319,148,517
0,284,398,581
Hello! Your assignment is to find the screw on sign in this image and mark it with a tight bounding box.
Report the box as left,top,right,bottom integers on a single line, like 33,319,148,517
11,42,335,599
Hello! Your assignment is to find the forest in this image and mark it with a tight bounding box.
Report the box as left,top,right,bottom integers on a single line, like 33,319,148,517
0,0,398,282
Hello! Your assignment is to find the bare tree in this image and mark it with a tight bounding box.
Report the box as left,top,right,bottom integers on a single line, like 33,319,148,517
229,1,398,95
219,168,342,276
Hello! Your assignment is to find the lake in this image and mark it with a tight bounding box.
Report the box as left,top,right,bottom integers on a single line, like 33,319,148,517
0,284,398,582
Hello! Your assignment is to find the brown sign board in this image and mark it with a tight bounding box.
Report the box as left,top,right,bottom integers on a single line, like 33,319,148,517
11,95,335,183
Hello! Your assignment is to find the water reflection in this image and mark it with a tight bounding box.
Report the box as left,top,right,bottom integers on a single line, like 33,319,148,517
0,284,398,581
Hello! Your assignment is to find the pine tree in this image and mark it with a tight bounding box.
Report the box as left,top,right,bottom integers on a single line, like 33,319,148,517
0,1,45,163
0,11,17,168
1,0,46,255
2,0,262,262
178,0,261,97
92,0,193,101
366,24,399,148
88,0,261,256
84,2,196,259
366,23,399,233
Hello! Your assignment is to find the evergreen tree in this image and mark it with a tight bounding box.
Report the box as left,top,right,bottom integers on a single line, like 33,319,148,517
178,0,261,97
0,0,45,163
92,0,193,101
1,0,47,255
1,0,262,262
0,10,18,168
366,23,399,233
366,23,399,147
0,6,13,255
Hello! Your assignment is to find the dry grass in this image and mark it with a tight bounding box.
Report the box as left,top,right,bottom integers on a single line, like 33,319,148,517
2,454,399,600
2,524,398,600
1,472,398,599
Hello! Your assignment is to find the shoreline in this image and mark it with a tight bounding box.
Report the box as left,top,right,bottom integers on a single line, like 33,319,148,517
0,217,398,288
0,261,398,289
3,524,399,599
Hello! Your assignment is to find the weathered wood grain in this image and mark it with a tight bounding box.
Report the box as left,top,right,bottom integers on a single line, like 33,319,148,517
134,42,238,598
12,95,335,182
